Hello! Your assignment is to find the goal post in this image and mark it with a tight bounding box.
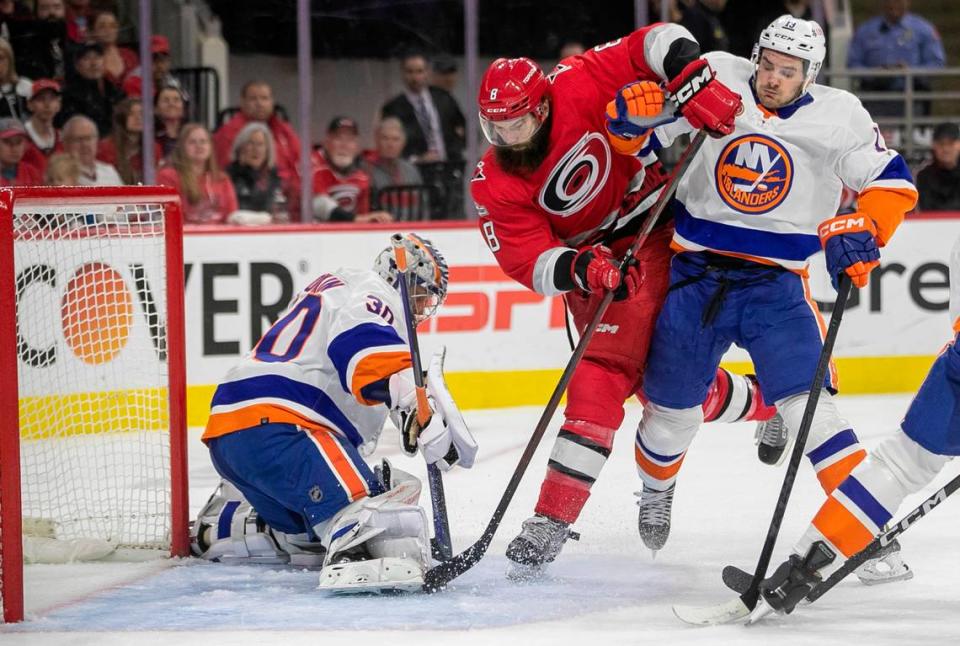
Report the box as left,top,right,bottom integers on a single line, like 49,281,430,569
0,186,188,623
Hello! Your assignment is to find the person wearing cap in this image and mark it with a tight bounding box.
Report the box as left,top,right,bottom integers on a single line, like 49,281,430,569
123,35,185,98
0,117,43,187
917,122,960,211
214,80,301,214
311,116,392,224
0,38,32,122
23,78,63,174
58,41,124,136
90,10,138,88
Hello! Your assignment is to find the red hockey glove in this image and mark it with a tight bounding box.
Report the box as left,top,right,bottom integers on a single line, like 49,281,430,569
571,244,641,301
666,59,742,137
818,213,881,290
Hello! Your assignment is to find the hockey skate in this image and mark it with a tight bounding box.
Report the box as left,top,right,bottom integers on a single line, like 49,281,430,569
854,537,913,586
636,483,675,553
506,514,580,581
755,412,790,466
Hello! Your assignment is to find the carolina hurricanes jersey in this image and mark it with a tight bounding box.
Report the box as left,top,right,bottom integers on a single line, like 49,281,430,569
652,51,917,271
312,151,372,215
202,269,411,453
471,23,696,296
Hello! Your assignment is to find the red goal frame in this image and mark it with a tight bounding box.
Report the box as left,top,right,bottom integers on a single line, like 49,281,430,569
0,186,188,623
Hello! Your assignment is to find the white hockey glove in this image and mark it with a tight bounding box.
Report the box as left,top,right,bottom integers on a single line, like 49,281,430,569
387,348,478,471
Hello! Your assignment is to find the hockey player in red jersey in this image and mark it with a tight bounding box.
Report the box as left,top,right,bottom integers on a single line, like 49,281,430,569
471,23,769,575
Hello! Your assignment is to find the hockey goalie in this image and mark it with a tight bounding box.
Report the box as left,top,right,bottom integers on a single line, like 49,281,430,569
190,233,478,593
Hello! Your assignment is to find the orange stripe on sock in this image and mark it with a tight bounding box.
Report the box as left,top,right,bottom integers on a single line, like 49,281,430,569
634,444,685,482
309,428,368,502
812,496,875,557
816,449,866,494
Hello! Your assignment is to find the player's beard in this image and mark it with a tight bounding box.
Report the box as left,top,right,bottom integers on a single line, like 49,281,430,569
494,113,552,176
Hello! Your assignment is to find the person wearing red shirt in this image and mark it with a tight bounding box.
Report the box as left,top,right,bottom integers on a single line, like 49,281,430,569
97,97,162,184
311,116,391,223
157,123,238,224
23,78,63,175
470,25,761,574
0,118,43,186
214,81,301,213
90,10,138,87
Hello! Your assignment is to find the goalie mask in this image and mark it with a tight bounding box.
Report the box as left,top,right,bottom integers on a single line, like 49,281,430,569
374,233,449,323
751,15,826,93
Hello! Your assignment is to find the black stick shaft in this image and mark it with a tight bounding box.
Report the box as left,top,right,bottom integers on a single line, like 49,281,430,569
741,276,853,610
423,130,708,591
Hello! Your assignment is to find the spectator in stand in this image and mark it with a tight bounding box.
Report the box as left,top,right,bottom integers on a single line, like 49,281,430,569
64,0,91,43
847,0,945,116
364,117,422,195
0,0,30,37
43,150,78,184
23,78,62,174
0,118,43,186
62,114,121,185
916,122,960,212
97,97,160,185
90,10,138,88
311,116,392,224
558,41,585,59
155,85,185,159
214,80,300,211
431,54,459,94
123,35,183,99
679,0,730,54
58,42,124,136
226,122,289,222
7,0,68,81
157,123,238,224
0,39,33,121
381,52,466,218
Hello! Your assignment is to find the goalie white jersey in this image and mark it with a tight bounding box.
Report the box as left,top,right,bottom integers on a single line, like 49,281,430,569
202,268,411,450
650,51,917,271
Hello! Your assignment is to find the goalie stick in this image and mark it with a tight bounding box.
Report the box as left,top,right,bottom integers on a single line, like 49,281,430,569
673,275,853,626
392,236,456,561
422,129,709,593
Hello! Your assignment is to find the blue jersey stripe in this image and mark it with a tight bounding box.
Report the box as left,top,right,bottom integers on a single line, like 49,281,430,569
673,200,822,262
837,475,893,529
870,155,914,184
327,322,406,392
806,428,858,465
211,374,362,446
637,435,683,464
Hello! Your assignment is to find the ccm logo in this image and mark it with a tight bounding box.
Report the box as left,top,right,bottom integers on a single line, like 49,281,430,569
818,216,867,236
674,67,712,104
595,323,620,334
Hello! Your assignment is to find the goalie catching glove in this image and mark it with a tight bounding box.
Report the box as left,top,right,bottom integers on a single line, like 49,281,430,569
388,346,478,471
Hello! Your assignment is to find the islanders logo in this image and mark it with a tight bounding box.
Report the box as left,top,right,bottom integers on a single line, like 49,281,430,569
714,134,793,214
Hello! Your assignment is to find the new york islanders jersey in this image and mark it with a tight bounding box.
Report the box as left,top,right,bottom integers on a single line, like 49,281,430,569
202,269,411,452
651,51,918,271
951,233,959,332
471,23,695,296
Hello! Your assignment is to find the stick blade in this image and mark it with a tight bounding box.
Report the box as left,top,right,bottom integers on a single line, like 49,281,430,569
672,597,751,626
722,565,753,594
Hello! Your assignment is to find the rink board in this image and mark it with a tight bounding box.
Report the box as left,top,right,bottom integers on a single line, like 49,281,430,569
180,216,957,424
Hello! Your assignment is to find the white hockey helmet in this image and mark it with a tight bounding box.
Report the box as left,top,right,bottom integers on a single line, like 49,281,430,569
752,15,826,91
374,233,449,322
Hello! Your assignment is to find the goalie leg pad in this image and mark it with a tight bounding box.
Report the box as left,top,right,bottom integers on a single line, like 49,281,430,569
315,472,430,592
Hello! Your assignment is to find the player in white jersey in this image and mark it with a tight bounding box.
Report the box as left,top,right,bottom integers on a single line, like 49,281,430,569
752,233,960,620
604,15,918,566
190,233,479,593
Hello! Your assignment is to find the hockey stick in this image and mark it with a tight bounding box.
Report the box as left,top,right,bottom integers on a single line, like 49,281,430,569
805,470,960,604
422,130,709,592
391,235,455,561
674,274,853,625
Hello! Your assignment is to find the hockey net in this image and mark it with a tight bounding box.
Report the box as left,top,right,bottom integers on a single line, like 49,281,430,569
0,187,188,622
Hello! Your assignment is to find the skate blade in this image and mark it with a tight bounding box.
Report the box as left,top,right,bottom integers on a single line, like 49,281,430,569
745,597,776,625
858,567,914,586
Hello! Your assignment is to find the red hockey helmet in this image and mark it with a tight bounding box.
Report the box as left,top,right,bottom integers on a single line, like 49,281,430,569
478,57,550,147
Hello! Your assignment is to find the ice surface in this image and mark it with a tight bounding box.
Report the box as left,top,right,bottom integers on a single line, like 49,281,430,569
3,394,959,645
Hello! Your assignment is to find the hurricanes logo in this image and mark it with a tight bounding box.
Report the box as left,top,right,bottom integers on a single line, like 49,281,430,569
539,132,611,217
715,134,793,214
330,183,361,211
